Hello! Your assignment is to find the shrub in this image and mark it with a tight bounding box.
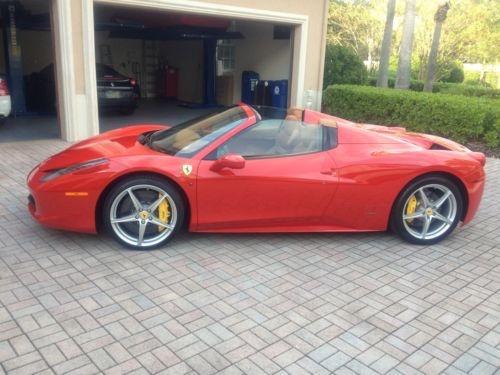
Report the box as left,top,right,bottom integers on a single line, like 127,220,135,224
367,77,436,92
323,44,367,89
442,66,465,83
366,78,500,98
464,79,492,87
322,84,500,147
437,62,465,83
434,83,500,99
464,71,499,87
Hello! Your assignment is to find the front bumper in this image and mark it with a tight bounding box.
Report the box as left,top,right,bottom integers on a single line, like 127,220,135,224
97,89,137,109
27,164,100,234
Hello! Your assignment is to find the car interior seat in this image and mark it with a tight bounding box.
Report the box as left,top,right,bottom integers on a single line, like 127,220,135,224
273,114,301,154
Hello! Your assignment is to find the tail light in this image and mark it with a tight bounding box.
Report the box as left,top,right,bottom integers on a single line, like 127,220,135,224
0,79,9,96
130,79,137,86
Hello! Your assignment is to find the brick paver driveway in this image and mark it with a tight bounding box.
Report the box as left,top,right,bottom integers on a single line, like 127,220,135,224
1,139,499,374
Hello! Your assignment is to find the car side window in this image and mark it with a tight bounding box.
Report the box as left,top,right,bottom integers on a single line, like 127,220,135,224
207,118,328,160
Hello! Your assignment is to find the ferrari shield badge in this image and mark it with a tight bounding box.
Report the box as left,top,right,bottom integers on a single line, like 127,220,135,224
182,164,193,176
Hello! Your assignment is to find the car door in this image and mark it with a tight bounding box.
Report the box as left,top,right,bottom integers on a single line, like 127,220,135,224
194,119,339,231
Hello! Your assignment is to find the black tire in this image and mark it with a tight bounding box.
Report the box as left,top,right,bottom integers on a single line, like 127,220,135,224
390,175,463,245
103,175,185,250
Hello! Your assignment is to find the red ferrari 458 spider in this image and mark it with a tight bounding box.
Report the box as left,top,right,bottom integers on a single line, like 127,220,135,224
27,104,486,249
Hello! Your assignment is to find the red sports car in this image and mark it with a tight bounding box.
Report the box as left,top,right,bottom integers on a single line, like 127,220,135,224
27,104,486,249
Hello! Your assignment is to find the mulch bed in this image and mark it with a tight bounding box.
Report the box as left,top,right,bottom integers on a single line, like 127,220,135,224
466,141,500,159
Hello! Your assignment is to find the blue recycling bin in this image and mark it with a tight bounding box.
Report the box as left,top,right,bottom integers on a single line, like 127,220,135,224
241,71,259,104
253,80,273,106
271,80,288,108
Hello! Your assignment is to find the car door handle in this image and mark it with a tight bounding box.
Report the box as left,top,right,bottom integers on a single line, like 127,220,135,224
320,167,336,175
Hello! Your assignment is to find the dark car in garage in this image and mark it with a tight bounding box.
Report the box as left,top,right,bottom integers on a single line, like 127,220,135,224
25,63,139,115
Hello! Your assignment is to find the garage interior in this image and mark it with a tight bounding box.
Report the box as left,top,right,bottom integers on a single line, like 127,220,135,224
0,0,293,142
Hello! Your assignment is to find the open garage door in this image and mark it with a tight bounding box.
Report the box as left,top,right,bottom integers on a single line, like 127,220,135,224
0,0,61,142
93,3,294,133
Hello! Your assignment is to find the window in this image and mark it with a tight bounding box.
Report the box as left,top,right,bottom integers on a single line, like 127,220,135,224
217,40,235,73
148,106,248,158
208,118,336,160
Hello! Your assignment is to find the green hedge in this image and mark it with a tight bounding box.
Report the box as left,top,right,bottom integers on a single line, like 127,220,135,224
367,77,429,92
323,85,500,147
464,71,499,87
367,77,500,99
435,83,500,99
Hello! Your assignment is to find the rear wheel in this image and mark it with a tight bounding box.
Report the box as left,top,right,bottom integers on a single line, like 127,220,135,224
390,175,463,245
103,176,184,250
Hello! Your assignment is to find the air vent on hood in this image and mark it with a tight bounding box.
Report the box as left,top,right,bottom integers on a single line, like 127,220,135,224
430,143,450,150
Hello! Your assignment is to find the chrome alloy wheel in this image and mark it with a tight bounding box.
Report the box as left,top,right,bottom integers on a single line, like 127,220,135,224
402,184,457,241
109,184,177,248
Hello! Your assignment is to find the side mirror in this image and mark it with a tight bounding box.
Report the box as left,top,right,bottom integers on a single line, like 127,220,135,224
210,153,245,172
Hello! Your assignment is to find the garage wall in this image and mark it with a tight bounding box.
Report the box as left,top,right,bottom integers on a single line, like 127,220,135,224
0,30,53,75
93,33,203,103
197,0,328,108
20,30,54,74
94,31,142,78
158,40,203,103
232,20,291,103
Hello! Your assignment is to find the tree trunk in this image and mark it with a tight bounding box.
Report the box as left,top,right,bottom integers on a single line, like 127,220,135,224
367,37,374,72
423,23,443,92
377,0,396,88
480,61,487,82
424,1,450,92
395,0,417,90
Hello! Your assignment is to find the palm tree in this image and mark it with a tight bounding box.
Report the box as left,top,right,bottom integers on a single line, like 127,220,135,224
377,0,397,88
395,0,417,89
424,1,451,92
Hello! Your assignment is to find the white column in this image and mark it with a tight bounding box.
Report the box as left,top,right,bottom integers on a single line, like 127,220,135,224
51,0,98,142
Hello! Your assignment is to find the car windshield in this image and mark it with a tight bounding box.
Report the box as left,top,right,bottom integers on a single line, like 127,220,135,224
96,64,122,77
148,106,249,157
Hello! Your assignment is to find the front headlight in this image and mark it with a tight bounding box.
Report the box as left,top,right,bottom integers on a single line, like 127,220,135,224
40,159,108,182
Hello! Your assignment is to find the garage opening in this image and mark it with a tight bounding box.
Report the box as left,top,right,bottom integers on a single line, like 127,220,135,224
93,3,294,133
0,0,59,142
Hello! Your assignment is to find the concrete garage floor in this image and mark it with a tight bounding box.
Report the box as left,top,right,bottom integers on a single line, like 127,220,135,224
0,140,499,374
0,99,218,143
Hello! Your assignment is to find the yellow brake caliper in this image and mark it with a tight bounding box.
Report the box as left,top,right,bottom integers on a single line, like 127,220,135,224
406,195,417,222
158,193,170,232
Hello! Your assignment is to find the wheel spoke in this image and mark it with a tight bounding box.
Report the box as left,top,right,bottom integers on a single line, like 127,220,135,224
111,214,137,224
403,211,425,220
148,195,166,212
150,216,174,230
420,216,432,239
433,190,451,209
418,188,430,207
433,212,452,224
127,188,142,211
137,222,147,245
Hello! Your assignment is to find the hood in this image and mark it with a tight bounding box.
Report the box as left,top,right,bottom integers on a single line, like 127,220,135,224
39,125,167,172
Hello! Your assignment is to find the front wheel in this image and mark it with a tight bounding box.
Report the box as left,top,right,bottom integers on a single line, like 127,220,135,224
103,176,184,250
390,175,463,245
